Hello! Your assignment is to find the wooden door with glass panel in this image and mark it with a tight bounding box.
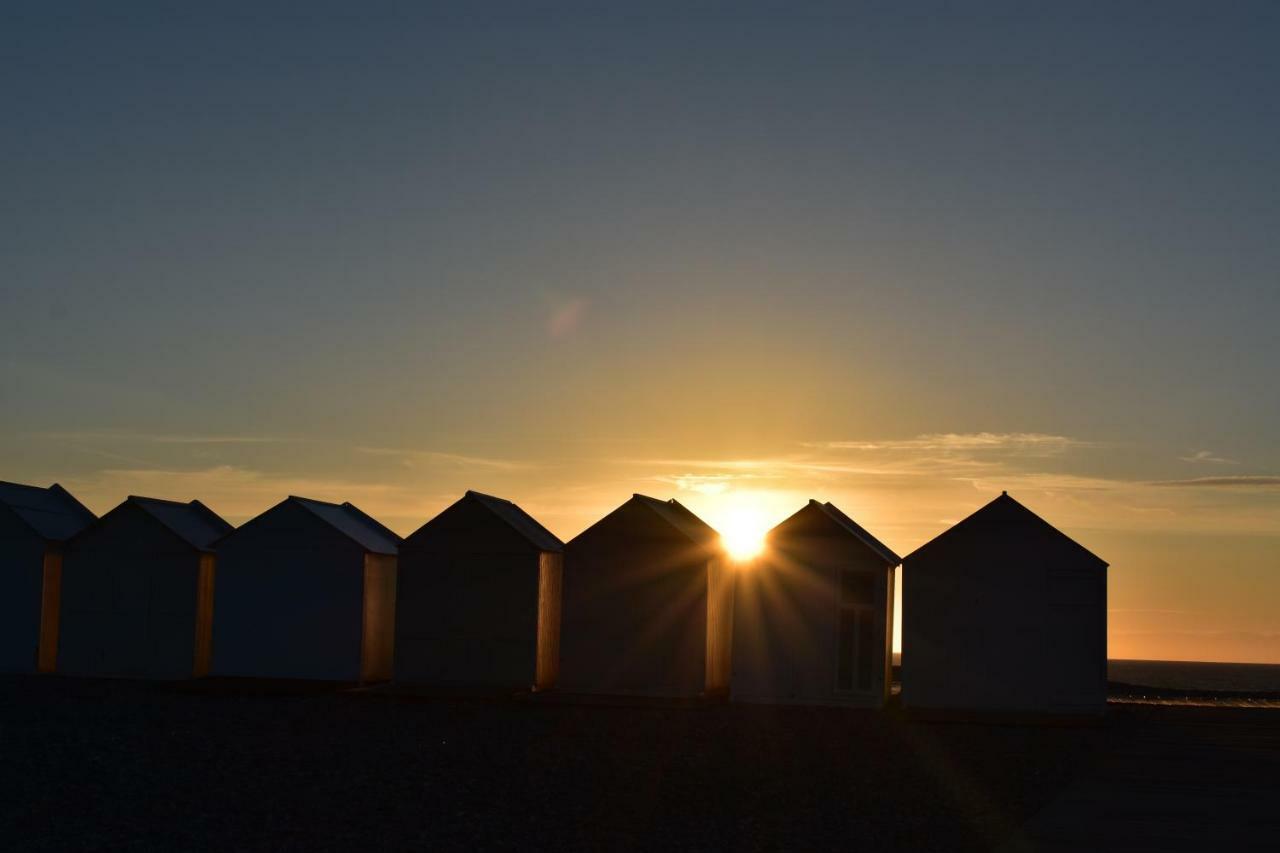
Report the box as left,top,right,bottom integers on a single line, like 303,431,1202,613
836,568,876,693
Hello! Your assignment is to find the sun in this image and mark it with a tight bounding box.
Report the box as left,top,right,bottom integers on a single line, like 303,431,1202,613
717,506,769,561
685,490,786,563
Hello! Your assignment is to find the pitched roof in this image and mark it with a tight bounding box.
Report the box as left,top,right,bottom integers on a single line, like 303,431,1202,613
631,494,719,545
903,491,1107,568
291,496,401,556
0,481,96,541
464,490,563,552
782,500,900,566
127,496,233,552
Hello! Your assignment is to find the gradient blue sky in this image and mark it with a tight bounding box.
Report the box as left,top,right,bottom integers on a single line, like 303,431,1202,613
3,3,1278,661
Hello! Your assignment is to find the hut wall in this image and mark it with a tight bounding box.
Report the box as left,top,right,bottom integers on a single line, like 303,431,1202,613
903,524,1106,714
212,501,368,681
60,506,201,679
732,535,891,706
0,508,46,672
561,503,709,697
1043,557,1108,710
396,500,542,687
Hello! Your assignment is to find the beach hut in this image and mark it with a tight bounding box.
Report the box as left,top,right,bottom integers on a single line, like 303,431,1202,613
0,481,96,672
395,491,564,690
212,496,401,682
902,491,1108,716
732,500,899,707
58,496,232,679
560,494,732,698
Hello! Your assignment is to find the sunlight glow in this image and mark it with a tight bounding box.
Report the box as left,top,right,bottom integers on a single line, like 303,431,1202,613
714,505,770,561
683,489,794,563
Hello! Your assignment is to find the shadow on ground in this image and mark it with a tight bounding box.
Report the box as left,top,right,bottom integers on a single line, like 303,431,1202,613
1,675,1119,851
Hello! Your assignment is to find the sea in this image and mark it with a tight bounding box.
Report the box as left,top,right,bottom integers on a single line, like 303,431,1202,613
1108,659,1280,708
892,654,1280,705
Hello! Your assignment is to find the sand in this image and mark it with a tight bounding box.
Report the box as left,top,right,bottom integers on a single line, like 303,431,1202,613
2,676,1271,851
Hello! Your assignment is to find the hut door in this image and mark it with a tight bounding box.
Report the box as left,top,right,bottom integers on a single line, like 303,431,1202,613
836,569,876,693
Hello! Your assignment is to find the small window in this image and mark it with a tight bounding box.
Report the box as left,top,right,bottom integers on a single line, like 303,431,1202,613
837,611,856,690
840,570,874,606
857,610,874,691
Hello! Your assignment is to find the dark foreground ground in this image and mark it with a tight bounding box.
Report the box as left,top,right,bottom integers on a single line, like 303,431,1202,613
0,677,1274,852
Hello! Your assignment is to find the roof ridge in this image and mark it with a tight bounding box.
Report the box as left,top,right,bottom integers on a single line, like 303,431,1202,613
771,500,900,565
48,483,96,521
128,494,195,508
819,501,901,565
289,495,399,555
124,495,232,552
341,500,404,545
466,489,511,504
289,494,341,508
631,493,718,545
902,492,1107,566
0,481,97,541
0,479,50,492
463,490,563,551
188,498,235,535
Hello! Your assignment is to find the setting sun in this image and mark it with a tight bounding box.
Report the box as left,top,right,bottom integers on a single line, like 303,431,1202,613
685,490,796,563
709,503,771,561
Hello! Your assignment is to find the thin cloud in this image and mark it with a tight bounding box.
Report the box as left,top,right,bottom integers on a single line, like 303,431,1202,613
1149,475,1280,488
35,430,285,445
1109,609,1189,615
62,444,155,467
1178,450,1239,465
806,432,1090,455
670,477,731,496
1110,629,1280,640
147,434,285,444
623,456,920,478
355,446,534,471
64,465,427,531
962,472,1123,492
649,472,776,496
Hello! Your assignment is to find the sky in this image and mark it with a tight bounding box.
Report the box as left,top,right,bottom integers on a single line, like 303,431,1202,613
3,3,1278,663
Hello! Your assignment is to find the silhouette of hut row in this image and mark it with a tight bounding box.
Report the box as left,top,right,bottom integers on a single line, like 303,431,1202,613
0,481,1108,714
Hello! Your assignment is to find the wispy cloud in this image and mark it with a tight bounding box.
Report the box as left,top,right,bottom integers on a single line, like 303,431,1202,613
668,477,731,496
1149,475,1280,488
355,446,534,471
64,465,438,533
1178,450,1239,465
649,472,778,495
146,434,284,444
805,432,1090,455
623,434,1102,504
961,472,1124,492
35,430,286,445
1109,609,1189,615
623,456,921,479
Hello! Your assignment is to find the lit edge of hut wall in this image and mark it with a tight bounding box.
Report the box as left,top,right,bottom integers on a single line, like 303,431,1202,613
192,553,216,678
535,550,563,691
704,554,735,695
359,551,398,683
37,547,62,673
881,566,895,706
